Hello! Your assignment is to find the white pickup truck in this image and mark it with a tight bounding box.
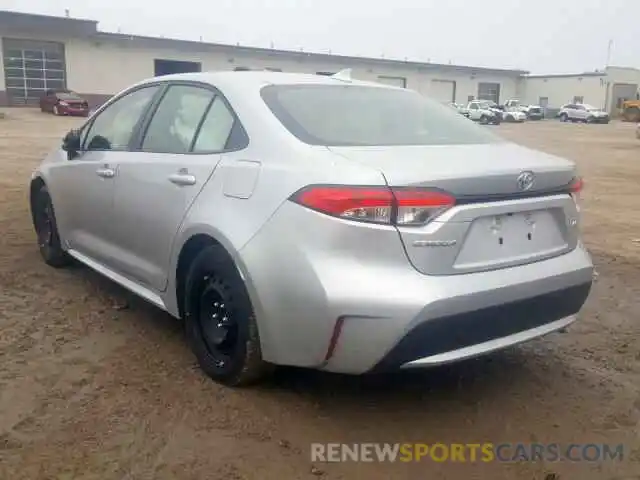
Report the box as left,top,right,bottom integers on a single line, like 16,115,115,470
465,100,502,125
503,99,544,120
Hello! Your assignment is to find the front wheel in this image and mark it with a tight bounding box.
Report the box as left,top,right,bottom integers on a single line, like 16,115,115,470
52,105,60,116
479,115,489,125
32,185,71,268
184,245,273,386
560,113,568,122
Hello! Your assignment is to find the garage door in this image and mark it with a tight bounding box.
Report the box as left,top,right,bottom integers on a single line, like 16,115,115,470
477,82,501,104
2,38,66,106
610,83,638,114
429,79,456,103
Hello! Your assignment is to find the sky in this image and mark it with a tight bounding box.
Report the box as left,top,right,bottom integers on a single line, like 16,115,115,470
1,0,639,74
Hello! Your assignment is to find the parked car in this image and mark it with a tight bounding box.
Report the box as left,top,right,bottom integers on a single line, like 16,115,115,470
503,99,544,120
448,102,469,117
502,109,528,123
466,100,502,124
39,89,90,117
29,71,593,386
558,103,609,124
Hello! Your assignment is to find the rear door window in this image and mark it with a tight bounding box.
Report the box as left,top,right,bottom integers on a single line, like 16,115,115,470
141,85,215,154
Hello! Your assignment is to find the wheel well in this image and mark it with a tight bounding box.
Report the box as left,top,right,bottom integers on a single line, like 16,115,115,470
175,234,225,319
29,177,46,223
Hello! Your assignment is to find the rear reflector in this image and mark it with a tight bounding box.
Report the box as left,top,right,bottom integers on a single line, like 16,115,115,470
290,185,455,226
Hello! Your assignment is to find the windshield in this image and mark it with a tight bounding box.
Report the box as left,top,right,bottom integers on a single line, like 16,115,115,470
582,104,599,111
478,100,497,109
261,84,503,146
57,91,83,100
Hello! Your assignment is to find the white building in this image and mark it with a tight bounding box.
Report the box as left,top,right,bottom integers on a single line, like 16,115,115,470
521,67,640,114
0,10,527,108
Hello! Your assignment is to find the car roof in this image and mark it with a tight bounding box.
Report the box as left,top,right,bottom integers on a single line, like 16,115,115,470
134,70,398,91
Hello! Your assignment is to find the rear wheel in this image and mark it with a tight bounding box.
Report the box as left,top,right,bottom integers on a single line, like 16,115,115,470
32,185,71,268
560,113,568,122
479,115,489,125
184,245,272,386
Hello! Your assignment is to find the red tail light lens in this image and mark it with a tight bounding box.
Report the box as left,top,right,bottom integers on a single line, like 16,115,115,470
569,176,583,193
569,176,583,211
290,185,455,226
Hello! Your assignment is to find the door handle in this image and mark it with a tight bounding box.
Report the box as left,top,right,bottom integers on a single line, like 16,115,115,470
96,167,115,178
168,172,197,186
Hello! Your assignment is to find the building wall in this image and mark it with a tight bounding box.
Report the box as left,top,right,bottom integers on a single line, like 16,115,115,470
0,28,520,107
521,75,607,110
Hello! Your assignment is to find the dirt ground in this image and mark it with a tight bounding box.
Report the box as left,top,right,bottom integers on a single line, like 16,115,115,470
1,109,639,480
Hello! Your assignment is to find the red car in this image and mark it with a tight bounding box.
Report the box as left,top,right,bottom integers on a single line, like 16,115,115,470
39,89,90,117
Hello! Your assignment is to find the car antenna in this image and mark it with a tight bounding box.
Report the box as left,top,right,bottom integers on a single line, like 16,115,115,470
331,68,352,82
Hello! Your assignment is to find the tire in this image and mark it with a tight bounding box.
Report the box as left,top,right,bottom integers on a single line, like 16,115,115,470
32,185,71,268
52,105,60,116
479,115,489,125
183,245,272,386
586,116,595,124
506,114,514,122
560,113,568,122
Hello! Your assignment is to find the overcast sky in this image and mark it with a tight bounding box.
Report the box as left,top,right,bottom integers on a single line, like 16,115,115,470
2,0,639,73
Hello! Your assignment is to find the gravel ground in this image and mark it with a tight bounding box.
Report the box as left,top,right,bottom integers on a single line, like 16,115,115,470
1,109,639,480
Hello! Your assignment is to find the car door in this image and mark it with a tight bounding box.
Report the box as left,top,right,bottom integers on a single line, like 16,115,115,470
41,90,54,111
110,82,243,291
48,85,162,267
468,102,480,120
572,104,586,120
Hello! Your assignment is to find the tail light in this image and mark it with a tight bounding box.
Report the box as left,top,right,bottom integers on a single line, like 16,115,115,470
569,176,584,211
290,185,455,226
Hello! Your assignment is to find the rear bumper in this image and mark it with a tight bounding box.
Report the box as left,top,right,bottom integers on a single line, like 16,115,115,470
240,201,594,374
371,282,589,372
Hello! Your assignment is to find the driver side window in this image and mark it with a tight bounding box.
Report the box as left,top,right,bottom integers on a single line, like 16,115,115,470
83,86,160,152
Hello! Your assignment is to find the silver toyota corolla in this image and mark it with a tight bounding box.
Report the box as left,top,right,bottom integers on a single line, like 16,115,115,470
29,71,593,386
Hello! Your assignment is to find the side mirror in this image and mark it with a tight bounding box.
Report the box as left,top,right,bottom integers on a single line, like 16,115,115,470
62,129,81,159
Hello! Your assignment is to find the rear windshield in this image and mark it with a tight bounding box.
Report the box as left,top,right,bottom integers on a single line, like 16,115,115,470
261,84,503,146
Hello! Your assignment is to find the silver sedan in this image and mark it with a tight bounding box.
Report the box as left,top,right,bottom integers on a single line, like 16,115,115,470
29,71,593,386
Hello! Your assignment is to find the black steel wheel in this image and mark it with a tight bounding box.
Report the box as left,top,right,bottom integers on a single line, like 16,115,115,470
32,185,71,268
184,244,272,386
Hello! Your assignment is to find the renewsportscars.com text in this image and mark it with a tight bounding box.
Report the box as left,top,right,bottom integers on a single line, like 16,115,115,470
310,443,625,463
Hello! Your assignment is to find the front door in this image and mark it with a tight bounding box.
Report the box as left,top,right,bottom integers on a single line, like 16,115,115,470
111,84,240,291
52,84,162,266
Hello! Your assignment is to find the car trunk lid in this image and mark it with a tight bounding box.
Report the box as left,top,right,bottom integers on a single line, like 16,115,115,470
328,143,581,275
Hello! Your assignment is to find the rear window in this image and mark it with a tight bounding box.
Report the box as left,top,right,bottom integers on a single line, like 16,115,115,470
260,84,502,146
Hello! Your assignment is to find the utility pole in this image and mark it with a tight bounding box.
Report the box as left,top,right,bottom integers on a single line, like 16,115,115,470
605,39,613,67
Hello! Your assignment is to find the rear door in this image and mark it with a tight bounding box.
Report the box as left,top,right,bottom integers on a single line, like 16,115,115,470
110,82,242,291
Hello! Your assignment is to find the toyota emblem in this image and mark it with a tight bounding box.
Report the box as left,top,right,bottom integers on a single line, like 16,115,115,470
517,171,535,191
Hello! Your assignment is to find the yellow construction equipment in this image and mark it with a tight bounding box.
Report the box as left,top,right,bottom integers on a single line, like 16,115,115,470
621,98,640,122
